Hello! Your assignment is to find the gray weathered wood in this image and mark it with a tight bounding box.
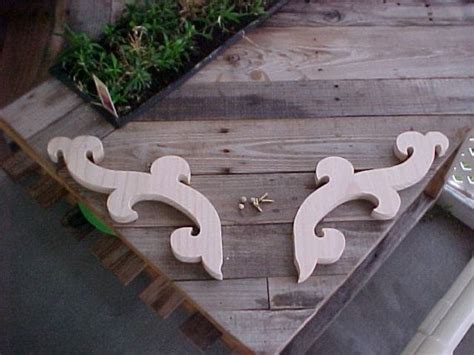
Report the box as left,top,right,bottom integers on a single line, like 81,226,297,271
90,235,145,285
136,79,474,121
1,151,38,181
119,221,386,281
67,0,112,38
1,98,114,184
72,169,435,228
176,278,269,310
67,0,128,38
268,275,346,309
212,309,314,354
98,116,471,174
179,312,222,351
0,79,83,140
189,26,474,82
28,103,114,164
267,0,474,27
2,1,472,352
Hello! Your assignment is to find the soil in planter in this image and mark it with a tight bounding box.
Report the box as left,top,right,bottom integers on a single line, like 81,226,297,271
56,0,278,118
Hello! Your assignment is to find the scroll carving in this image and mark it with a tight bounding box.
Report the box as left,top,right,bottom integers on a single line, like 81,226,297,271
48,136,223,280
294,131,449,283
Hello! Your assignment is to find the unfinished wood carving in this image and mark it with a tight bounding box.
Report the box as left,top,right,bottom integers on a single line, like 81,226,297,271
294,131,449,283
48,136,223,280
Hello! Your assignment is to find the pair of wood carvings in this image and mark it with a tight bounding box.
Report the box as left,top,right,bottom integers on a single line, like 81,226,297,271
48,131,448,282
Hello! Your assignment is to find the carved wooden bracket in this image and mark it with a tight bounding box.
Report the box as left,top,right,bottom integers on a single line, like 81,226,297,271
48,136,223,280
294,131,449,283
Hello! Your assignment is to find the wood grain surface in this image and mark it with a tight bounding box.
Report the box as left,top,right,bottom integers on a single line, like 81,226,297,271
1,0,473,352
69,170,435,228
266,0,474,27
189,26,474,83
67,0,127,38
136,79,474,121
117,221,382,280
0,79,83,140
98,116,471,174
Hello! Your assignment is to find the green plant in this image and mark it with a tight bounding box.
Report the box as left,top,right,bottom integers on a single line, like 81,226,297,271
58,0,270,117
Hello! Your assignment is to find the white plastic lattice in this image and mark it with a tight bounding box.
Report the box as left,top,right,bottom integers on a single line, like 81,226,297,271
448,130,474,199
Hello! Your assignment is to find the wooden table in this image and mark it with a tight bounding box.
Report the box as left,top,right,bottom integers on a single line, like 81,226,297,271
1,1,474,353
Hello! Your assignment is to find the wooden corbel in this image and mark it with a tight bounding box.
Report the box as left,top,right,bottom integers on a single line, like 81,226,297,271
294,131,449,283
48,136,223,280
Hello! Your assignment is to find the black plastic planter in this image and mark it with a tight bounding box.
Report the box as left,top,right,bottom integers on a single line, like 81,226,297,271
50,0,289,128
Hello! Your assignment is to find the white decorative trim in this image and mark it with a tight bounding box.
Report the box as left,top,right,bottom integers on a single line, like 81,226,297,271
48,136,223,280
294,131,449,283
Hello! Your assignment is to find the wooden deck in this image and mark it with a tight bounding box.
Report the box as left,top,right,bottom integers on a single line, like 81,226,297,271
1,1,474,353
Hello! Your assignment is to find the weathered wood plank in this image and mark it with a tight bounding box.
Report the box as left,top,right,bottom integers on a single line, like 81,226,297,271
28,103,115,164
112,137,458,283
73,169,435,228
176,278,269,310
268,275,346,309
268,0,474,27
1,151,39,181
67,0,128,38
1,100,115,185
110,0,128,23
115,123,460,353
0,79,83,140
180,312,222,351
211,309,314,354
111,251,146,285
23,108,464,353
139,274,170,309
136,79,474,121
213,187,441,355
99,116,472,174
189,26,474,82
1,2,470,353
151,284,185,319
48,117,465,281
90,234,117,258
90,236,145,285
66,0,113,39
25,173,66,208
140,274,186,318
98,241,130,270
119,221,383,281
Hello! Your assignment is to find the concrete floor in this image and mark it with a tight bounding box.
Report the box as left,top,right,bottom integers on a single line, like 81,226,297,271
0,168,472,354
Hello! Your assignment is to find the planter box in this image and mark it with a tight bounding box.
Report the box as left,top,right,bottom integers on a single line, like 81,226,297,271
51,0,289,128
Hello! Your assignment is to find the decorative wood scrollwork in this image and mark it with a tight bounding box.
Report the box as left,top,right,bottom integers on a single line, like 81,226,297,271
48,136,223,280
294,131,449,283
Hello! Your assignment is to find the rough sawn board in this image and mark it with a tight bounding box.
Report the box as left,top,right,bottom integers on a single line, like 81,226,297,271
1,0,474,353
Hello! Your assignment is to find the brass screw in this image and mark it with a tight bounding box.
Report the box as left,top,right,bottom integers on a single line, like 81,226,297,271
240,194,274,212
258,192,274,203
250,197,263,212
